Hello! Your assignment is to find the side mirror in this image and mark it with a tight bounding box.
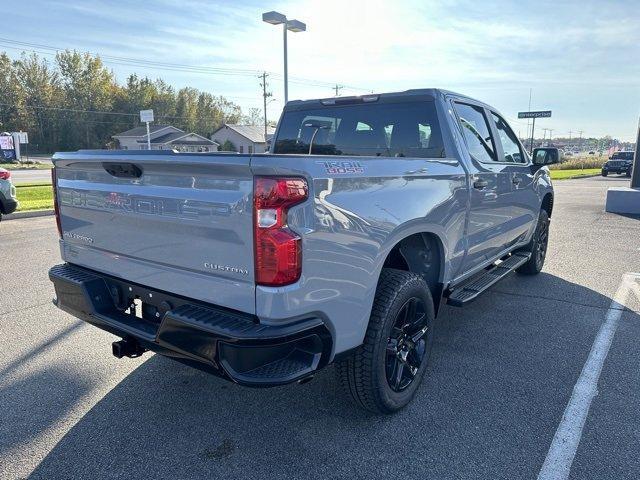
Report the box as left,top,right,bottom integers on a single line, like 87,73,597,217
532,147,561,166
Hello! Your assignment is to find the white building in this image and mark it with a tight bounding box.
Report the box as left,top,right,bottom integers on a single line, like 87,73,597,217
211,124,276,154
113,125,219,152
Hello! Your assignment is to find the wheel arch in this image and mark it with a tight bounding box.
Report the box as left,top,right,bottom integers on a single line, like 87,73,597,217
541,192,554,218
381,231,446,314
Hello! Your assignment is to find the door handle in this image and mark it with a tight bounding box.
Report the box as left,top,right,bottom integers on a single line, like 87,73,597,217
473,179,488,189
103,162,143,178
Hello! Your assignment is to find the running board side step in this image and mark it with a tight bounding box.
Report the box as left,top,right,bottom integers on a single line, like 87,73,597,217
446,252,531,307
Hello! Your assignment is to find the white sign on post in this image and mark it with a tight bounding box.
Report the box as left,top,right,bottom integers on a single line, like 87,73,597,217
139,109,154,123
140,110,154,150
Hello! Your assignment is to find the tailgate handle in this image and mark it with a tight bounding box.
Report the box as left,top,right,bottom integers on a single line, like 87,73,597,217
103,162,143,178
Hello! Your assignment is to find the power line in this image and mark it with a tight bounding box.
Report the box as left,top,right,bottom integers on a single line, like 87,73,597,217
0,38,261,76
0,101,138,117
0,37,371,93
0,101,231,123
0,102,240,124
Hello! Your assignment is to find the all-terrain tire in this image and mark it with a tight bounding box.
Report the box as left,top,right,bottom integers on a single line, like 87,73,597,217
336,268,435,414
517,209,550,275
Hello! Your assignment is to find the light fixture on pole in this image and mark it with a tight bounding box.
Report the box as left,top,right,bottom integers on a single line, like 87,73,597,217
262,11,306,104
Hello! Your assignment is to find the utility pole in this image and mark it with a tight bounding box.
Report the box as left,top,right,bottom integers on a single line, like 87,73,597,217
578,131,584,170
260,72,272,141
529,117,536,154
526,88,532,141
631,116,640,188
567,131,572,152
333,84,343,97
578,130,583,151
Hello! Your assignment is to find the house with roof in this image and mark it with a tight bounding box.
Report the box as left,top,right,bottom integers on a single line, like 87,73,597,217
211,124,276,154
112,125,219,152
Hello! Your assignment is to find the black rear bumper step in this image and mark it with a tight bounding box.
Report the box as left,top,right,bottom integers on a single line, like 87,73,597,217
49,263,332,386
446,252,530,307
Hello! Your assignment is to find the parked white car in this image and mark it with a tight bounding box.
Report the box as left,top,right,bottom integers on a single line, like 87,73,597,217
0,168,18,221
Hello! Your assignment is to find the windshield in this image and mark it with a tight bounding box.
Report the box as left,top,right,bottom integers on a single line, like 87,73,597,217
274,101,445,158
611,152,634,160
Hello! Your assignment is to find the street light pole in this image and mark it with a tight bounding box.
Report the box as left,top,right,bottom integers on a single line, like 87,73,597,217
283,21,288,103
262,11,306,105
631,116,640,189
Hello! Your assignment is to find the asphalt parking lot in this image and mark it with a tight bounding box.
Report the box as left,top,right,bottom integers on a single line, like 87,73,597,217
1,175,639,479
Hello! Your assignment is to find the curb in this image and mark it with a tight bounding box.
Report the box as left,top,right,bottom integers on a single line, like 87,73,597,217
567,173,601,180
3,209,54,221
552,173,601,181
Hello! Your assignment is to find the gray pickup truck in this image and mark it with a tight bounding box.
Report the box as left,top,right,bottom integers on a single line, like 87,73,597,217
49,89,558,413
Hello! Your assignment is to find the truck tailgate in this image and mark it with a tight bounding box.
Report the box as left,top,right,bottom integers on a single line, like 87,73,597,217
53,151,255,314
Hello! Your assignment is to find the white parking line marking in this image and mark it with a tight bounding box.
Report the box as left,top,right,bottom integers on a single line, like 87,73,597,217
537,273,639,480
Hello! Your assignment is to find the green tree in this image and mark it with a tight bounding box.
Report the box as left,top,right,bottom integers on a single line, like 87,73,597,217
0,53,22,133
55,50,117,149
243,107,262,126
220,140,237,152
0,50,247,154
13,53,62,152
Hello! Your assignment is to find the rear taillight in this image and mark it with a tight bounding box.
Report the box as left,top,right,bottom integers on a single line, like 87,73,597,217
254,177,308,286
51,167,62,238
0,170,10,180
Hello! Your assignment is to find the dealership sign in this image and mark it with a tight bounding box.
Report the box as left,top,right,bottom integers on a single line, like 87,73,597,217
0,135,14,150
0,134,16,161
518,110,552,119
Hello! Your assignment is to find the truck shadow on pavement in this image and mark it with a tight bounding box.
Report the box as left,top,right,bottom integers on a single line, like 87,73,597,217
26,273,640,480
0,367,93,458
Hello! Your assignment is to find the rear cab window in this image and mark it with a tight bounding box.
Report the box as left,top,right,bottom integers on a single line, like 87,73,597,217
274,99,445,158
611,152,633,161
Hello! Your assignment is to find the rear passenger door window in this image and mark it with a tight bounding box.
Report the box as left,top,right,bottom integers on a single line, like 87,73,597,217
453,103,496,163
491,112,525,163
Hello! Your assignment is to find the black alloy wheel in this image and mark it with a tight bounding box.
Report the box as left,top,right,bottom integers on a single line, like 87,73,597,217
534,214,549,268
385,297,430,392
336,269,435,414
517,209,550,275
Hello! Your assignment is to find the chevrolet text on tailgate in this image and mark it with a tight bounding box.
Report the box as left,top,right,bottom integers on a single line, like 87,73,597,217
49,89,557,413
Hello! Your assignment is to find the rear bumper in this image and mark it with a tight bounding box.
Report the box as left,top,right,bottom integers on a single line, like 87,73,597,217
49,263,332,386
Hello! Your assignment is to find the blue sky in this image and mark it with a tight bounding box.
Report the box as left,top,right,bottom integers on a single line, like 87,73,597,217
3,0,639,140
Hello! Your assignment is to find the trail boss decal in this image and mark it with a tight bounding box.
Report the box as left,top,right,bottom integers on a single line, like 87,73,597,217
316,160,365,175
